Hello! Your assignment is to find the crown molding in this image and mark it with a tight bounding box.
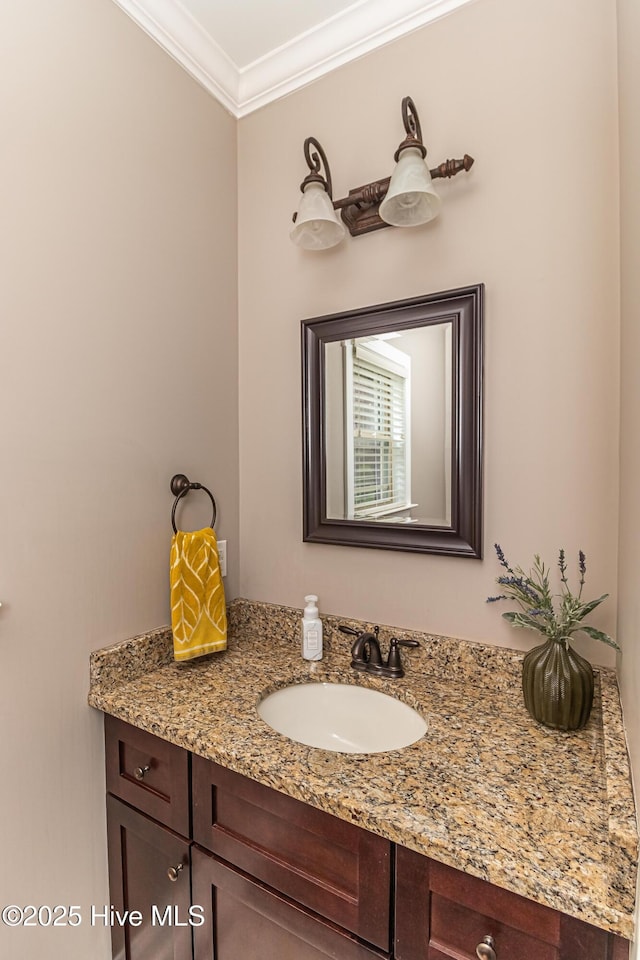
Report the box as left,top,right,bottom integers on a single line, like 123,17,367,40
112,0,240,114
112,0,477,118
235,0,477,116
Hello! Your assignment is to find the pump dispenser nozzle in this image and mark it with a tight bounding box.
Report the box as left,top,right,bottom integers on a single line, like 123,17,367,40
304,595,319,619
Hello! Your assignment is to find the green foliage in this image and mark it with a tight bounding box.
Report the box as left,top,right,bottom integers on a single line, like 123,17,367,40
487,545,619,650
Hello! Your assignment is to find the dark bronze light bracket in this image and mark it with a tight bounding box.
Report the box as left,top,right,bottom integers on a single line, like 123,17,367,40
297,137,335,199
294,96,474,238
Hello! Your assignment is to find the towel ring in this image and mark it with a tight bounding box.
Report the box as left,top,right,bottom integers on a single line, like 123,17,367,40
170,474,217,534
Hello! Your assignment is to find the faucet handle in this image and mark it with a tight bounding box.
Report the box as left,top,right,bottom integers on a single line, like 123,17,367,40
339,624,380,637
386,637,420,674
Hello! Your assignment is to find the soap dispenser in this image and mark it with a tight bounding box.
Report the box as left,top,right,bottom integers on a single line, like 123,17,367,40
301,595,323,661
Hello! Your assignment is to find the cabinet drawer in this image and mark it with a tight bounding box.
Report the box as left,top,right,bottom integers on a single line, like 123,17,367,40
429,887,557,960
395,847,622,960
192,755,391,951
105,715,190,835
192,845,385,960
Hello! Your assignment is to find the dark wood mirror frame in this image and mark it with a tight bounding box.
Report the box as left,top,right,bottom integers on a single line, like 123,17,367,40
302,284,484,557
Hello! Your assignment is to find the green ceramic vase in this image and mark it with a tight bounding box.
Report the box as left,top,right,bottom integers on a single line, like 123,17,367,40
521,636,594,731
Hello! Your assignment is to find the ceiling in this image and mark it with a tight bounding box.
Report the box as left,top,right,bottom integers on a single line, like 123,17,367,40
111,0,475,117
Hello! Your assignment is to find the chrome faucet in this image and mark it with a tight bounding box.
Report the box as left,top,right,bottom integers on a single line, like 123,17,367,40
339,625,420,679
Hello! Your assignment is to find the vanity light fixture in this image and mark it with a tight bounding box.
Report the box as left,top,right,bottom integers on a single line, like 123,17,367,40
289,137,346,250
290,95,474,250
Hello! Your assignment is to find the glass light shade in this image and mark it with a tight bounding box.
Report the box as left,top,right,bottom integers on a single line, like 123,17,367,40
378,147,441,227
290,182,346,250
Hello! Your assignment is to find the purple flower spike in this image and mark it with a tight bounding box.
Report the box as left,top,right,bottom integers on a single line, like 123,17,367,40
494,543,509,569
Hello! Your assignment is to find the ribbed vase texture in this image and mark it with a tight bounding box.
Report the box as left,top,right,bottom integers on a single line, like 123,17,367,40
522,637,594,731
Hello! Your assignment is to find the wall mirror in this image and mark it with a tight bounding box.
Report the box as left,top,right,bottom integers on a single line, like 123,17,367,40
302,284,483,557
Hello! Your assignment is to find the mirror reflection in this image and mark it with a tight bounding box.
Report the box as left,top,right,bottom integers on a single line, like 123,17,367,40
325,324,452,526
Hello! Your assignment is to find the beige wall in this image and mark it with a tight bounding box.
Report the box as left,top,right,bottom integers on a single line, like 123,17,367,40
0,0,238,956
617,0,640,953
617,0,640,778
1,0,634,955
238,0,620,667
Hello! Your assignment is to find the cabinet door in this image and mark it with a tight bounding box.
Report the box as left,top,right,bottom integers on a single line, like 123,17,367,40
394,846,627,960
191,845,385,960
192,754,390,950
107,796,192,960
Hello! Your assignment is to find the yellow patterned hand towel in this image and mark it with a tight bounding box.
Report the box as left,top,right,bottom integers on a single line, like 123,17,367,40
170,527,227,661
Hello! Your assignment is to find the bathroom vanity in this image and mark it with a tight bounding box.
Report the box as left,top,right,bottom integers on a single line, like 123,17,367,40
89,600,637,960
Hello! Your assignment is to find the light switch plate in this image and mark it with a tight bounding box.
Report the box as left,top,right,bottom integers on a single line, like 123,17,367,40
217,540,227,577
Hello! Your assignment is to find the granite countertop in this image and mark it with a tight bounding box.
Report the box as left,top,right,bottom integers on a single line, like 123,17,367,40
88,599,638,940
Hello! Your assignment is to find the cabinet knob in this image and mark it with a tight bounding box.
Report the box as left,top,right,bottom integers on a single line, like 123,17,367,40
134,765,150,781
167,863,184,882
476,935,497,960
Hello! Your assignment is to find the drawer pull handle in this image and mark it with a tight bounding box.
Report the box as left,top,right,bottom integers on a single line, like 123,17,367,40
134,765,150,781
476,935,497,960
167,863,184,882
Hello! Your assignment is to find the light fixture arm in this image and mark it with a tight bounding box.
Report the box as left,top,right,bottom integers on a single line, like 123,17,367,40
300,136,334,198
431,155,474,179
394,95,427,160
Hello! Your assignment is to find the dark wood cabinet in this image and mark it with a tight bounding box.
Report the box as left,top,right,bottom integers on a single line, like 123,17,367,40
192,846,385,960
104,717,629,960
105,714,190,836
192,753,391,950
105,717,193,960
105,720,390,960
394,846,629,960
106,795,193,960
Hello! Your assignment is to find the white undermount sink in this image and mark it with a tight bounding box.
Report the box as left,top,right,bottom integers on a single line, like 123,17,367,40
257,682,427,754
